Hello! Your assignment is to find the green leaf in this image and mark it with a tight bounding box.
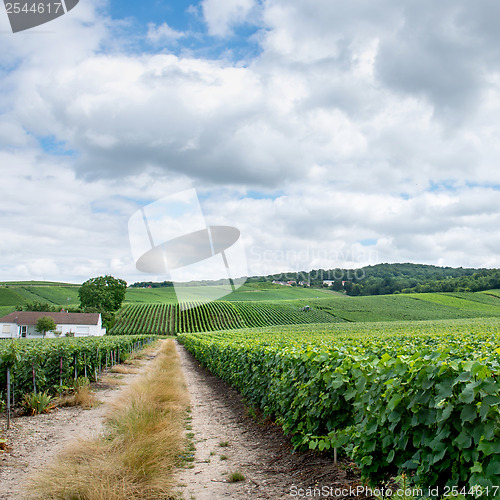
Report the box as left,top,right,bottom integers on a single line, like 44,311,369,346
436,403,453,422
365,420,378,436
435,379,454,400
470,461,483,473
387,394,403,411
460,404,477,423
478,439,500,456
459,381,481,404
431,446,447,464
318,439,330,451
485,459,500,476
454,429,472,450
381,353,391,363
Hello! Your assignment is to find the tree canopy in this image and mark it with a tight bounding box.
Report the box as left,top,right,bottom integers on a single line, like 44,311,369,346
78,275,127,312
36,316,57,337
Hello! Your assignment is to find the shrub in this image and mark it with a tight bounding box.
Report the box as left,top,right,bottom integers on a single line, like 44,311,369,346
22,391,56,415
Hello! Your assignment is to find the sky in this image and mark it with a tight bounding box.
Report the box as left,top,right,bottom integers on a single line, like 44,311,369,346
1,0,500,284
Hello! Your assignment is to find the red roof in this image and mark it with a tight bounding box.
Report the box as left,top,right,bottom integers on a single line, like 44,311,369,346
0,311,100,326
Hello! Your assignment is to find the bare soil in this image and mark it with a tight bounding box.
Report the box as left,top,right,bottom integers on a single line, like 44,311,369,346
174,342,374,500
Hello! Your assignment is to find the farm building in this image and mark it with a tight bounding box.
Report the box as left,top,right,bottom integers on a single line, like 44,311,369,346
0,311,106,339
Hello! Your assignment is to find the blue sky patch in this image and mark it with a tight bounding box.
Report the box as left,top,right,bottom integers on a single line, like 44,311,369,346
37,135,75,156
103,0,262,61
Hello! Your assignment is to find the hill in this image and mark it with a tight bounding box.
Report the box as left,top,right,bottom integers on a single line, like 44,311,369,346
247,263,500,295
109,290,500,335
124,283,337,304
0,284,81,317
129,263,500,296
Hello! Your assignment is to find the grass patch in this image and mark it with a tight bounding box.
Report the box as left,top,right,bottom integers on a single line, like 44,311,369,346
29,339,189,500
227,471,245,482
219,441,229,447
98,375,125,386
109,365,139,374
56,385,98,409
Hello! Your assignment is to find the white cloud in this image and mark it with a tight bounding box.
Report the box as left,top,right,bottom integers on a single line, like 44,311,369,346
147,22,185,44
201,0,257,37
2,0,500,283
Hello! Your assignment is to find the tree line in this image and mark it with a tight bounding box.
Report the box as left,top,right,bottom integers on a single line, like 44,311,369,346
247,263,500,296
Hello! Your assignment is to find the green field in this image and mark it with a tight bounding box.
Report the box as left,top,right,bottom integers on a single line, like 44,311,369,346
3,281,500,334
0,284,80,312
109,289,500,335
0,281,79,286
123,283,336,303
178,317,500,490
109,299,340,335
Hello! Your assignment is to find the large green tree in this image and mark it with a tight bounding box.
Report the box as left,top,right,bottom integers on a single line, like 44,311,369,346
78,275,127,312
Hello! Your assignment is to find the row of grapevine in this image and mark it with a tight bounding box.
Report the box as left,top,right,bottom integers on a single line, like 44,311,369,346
176,301,245,333
0,335,156,402
178,318,500,491
110,300,338,335
231,301,338,327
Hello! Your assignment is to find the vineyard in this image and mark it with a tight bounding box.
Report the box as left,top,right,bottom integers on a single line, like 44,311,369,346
0,335,156,402
109,300,339,335
178,318,500,491
108,291,500,336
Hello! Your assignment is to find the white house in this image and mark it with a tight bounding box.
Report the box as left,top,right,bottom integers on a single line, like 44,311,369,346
0,311,106,339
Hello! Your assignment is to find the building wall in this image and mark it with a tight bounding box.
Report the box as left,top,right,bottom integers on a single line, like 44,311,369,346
0,321,105,338
0,322,18,338
49,322,104,337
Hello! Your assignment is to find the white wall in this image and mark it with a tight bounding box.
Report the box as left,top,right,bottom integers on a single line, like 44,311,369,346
0,322,17,338
0,320,106,338
47,322,105,337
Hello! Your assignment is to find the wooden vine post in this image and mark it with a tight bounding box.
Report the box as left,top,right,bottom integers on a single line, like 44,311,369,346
4,341,19,430
6,366,10,430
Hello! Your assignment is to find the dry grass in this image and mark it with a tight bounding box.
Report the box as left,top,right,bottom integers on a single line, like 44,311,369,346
29,340,189,500
123,358,142,366
109,364,139,374
97,375,126,386
56,386,98,409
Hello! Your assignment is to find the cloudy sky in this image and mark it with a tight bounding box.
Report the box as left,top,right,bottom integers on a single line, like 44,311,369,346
1,0,500,284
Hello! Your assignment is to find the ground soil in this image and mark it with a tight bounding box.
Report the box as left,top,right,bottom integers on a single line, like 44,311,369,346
0,341,376,500
174,342,375,500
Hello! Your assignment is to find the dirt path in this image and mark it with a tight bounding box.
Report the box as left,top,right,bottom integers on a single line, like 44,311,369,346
174,342,373,500
0,346,161,500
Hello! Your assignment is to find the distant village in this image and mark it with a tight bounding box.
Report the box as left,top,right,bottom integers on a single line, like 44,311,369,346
271,279,347,287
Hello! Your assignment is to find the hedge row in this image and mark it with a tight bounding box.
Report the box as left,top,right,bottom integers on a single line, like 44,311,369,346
178,328,500,491
0,335,156,400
